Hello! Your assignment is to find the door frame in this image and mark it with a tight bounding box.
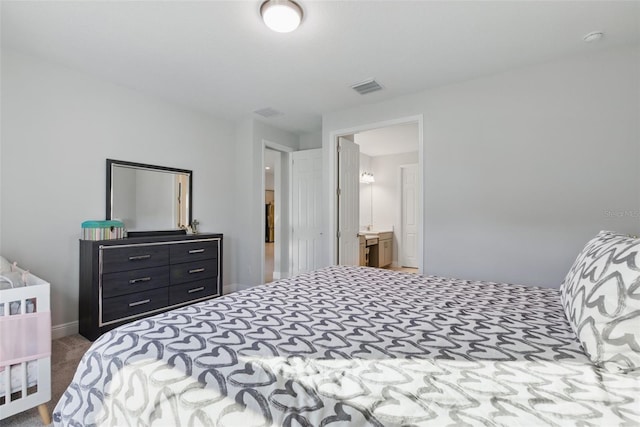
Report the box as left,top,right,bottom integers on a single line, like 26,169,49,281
328,115,424,273
261,140,294,284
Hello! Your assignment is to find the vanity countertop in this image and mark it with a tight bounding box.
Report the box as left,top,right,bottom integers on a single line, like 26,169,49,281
358,229,393,236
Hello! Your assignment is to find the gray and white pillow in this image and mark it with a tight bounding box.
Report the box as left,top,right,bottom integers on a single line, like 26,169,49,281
561,230,640,372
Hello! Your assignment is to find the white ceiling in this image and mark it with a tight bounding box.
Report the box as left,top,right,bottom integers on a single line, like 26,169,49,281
355,123,418,157
2,1,639,135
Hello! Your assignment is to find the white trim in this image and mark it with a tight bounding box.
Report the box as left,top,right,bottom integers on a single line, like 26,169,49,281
52,320,78,340
273,153,282,281
329,114,424,273
224,283,254,294
236,283,255,292
272,271,291,280
288,151,294,274
265,141,295,153
275,270,290,280
260,142,266,286
224,283,240,294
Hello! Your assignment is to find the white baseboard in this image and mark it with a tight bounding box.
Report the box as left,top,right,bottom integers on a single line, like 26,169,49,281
225,283,254,294
273,271,290,280
52,321,79,339
235,283,257,292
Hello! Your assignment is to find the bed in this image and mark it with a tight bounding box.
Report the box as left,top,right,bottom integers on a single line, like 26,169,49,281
53,245,640,426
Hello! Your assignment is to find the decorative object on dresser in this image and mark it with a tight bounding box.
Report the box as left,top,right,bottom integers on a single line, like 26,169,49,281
0,257,52,425
81,220,125,241
79,233,223,341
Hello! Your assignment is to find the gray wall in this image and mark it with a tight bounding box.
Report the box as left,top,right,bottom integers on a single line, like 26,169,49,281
324,45,640,288
299,131,322,150
1,50,237,329
232,119,300,290
3,41,638,334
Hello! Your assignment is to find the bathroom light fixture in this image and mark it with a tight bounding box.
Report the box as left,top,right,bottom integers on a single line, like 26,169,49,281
360,172,375,184
260,0,303,33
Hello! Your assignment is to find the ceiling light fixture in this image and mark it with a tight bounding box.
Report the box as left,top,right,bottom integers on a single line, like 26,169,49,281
260,0,303,33
583,31,604,43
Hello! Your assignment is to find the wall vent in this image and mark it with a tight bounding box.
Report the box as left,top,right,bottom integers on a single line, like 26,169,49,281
351,79,383,95
254,107,284,118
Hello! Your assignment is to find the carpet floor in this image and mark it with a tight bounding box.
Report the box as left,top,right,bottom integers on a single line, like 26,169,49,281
2,335,92,426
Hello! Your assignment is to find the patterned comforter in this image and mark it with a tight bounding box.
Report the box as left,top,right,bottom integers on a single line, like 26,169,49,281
53,266,640,426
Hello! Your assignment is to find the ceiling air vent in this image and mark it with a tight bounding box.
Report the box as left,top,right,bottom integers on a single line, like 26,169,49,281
254,107,284,118
351,79,383,95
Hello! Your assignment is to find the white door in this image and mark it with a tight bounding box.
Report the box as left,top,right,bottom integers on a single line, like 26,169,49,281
338,137,360,265
401,164,419,268
291,149,323,275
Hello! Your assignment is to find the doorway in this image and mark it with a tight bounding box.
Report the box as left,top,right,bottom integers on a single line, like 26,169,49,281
261,141,294,284
264,148,279,283
332,116,424,273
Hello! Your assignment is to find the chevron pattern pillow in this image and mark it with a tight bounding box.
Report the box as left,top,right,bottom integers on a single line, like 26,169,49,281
561,231,640,372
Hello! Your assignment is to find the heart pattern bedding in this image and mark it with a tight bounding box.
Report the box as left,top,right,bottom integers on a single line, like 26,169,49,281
53,266,640,426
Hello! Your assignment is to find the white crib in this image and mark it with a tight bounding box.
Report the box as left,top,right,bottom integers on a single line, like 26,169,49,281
0,268,51,424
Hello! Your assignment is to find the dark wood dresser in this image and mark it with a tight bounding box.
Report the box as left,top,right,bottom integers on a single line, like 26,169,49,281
79,233,223,340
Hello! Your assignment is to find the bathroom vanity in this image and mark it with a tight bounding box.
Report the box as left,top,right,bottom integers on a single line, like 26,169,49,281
359,231,393,268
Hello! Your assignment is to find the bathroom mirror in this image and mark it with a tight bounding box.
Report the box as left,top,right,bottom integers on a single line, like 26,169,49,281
106,159,192,233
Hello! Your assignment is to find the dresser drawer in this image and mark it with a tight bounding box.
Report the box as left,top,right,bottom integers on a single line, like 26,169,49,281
169,279,219,306
102,245,169,273
102,287,168,323
102,266,170,298
170,259,218,285
170,241,218,264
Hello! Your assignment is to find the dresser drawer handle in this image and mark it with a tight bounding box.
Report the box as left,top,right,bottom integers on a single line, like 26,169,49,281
129,277,152,284
129,255,151,261
129,299,150,307
188,286,205,294
188,268,205,274
188,249,205,254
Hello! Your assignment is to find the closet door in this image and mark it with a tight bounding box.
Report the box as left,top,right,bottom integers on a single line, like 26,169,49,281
291,149,323,275
401,164,419,268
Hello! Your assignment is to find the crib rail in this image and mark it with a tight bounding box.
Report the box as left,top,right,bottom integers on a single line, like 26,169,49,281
0,269,51,422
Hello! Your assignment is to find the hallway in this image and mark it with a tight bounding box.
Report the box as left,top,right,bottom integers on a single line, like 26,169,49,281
264,242,274,283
